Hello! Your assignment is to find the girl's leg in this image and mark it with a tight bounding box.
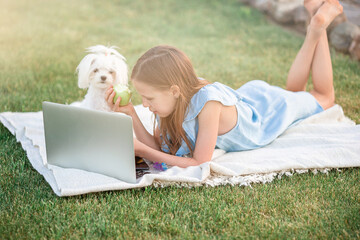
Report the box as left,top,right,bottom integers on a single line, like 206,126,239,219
286,0,325,92
309,30,335,109
285,27,321,92
286,0,343,110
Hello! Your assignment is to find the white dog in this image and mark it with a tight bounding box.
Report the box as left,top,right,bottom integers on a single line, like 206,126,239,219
75,45,128,111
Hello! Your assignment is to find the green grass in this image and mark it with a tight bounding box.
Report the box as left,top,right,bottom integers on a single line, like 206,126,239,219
0,0,359,238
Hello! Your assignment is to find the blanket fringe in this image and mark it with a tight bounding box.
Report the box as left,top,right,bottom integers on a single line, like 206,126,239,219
151,168,333,188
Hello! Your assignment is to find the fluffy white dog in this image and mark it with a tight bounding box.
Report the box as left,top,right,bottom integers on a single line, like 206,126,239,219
75,45,128,111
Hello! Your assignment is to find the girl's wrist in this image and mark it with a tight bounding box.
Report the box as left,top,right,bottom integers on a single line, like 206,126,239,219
127,104,137,117
134,139,146,158
131,106,143,121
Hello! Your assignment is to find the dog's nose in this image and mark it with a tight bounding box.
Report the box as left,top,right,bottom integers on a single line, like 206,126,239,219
101,76,107,81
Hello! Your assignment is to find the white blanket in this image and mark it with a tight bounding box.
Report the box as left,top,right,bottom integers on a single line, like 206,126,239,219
0,104,359,196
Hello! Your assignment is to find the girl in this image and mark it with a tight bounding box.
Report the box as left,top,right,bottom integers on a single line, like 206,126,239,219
105,0,343,168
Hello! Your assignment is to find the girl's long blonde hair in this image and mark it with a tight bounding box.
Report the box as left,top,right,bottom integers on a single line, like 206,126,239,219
131,45,209,156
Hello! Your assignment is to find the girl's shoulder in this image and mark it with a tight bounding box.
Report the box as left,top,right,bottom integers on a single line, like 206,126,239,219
185,82,242,121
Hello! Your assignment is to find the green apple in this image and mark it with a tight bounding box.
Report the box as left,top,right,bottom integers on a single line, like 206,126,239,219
112,84,132,106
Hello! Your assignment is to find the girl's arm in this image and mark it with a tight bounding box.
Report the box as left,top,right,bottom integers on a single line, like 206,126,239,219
130,110,161,150
135,101,221,167
105,87,160,151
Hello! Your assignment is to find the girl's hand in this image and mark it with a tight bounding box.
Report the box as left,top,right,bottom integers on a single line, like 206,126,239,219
105,86,135,116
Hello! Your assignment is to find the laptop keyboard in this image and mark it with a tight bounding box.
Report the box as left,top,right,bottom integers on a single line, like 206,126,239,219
136,170,150,179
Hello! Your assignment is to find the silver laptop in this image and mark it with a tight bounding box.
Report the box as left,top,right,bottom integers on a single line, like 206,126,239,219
42,101,136,183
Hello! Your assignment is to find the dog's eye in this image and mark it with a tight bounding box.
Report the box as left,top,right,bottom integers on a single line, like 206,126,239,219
109,70,114,74
93,69,98,73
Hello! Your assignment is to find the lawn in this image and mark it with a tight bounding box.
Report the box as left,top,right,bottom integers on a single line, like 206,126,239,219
0,0,359,239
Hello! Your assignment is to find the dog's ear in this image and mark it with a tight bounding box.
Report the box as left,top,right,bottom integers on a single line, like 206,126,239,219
112,55,128,85
76,54,97,89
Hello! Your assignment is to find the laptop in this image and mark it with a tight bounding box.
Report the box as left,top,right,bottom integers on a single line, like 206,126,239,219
42,101,144,183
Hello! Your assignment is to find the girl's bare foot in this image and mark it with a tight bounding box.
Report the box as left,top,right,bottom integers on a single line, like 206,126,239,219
309,0,343,32
304,0,325,17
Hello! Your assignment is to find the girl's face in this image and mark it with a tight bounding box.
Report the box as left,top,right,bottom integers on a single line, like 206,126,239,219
133,80,179,118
